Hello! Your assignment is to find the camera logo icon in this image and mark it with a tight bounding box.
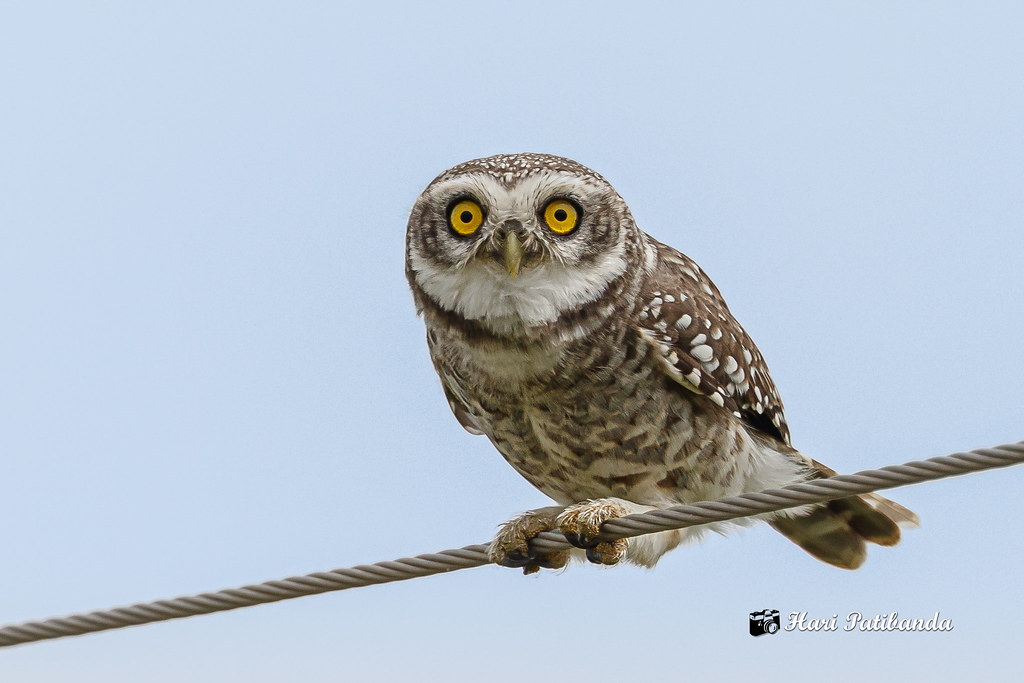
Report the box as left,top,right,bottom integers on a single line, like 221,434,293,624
749,609,781,636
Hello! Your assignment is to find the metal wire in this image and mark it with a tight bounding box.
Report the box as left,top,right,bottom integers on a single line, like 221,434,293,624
1,440,1021,648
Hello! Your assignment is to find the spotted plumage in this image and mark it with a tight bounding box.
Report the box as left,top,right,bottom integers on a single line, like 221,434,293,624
635,243,790,444
406,153,917,572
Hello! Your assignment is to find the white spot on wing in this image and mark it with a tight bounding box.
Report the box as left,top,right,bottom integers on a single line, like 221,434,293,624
691,344,714,362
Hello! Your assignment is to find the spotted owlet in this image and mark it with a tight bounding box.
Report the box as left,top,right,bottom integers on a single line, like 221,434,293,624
405,153,917,573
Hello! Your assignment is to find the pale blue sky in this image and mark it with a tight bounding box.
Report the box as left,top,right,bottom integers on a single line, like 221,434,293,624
2,2,1022,681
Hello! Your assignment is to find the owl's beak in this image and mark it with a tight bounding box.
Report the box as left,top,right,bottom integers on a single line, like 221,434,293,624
503,232,524,279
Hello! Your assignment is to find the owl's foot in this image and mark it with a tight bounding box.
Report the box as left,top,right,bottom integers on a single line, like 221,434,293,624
556,499,632,565
489,506,571,575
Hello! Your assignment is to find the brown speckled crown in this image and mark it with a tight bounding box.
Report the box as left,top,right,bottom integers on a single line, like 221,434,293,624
430,153,609,187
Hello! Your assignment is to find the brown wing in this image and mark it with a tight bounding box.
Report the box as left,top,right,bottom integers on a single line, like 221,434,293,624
634,237,791,445
441,380,484,435
425,330,485,436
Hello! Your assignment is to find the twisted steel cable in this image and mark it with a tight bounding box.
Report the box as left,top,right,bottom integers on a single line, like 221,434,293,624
1,440,1021,648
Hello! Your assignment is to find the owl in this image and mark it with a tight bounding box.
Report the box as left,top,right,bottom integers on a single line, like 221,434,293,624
405,153,917,573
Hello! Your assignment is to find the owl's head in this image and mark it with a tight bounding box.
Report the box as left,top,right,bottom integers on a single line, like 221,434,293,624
406,153,650,331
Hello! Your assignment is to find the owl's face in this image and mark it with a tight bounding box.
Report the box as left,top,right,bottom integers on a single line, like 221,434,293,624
406,153,644,329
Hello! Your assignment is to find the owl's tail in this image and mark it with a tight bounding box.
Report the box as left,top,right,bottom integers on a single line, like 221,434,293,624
769,460,920,570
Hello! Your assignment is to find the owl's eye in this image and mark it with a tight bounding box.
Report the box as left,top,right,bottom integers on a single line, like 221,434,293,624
448,199,485,236
542,199,579,235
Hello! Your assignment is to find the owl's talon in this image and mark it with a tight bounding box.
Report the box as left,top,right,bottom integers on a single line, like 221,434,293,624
557,499,631,565
586,541,626,565
563,532,592,549
498,550,531,568
489,507,570,573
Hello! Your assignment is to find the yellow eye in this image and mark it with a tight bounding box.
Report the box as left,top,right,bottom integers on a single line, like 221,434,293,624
542,199,579,235
448,199,484,236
